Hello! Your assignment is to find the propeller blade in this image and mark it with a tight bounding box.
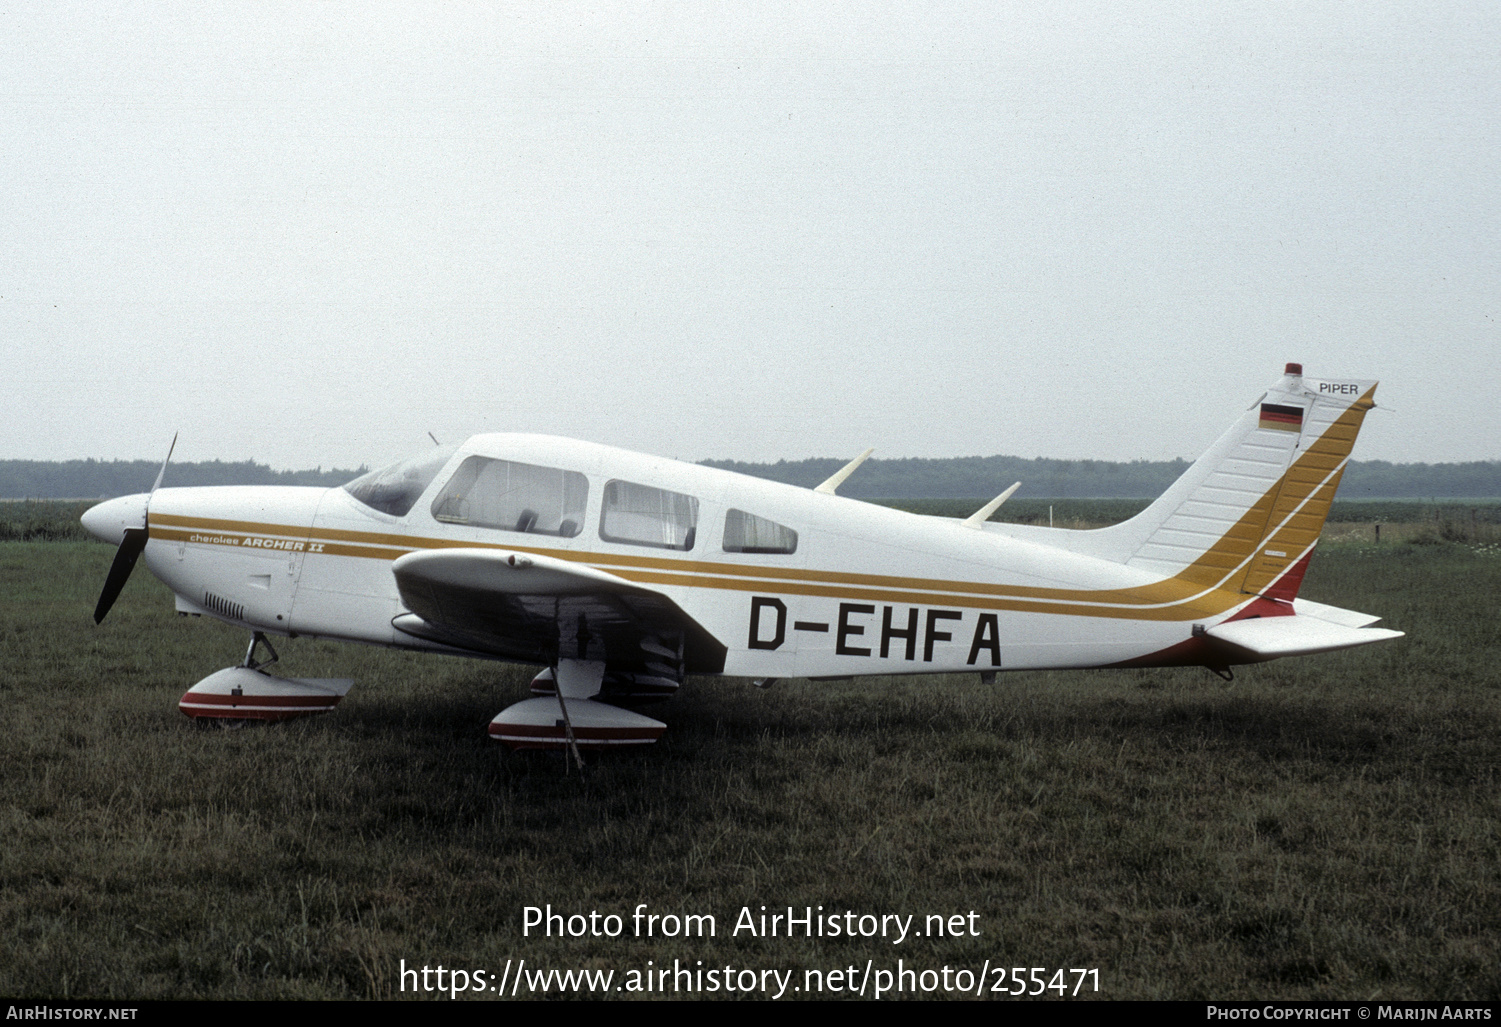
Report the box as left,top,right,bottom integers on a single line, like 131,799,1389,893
91,433,175,624
150,433,178,496
93,527,149,624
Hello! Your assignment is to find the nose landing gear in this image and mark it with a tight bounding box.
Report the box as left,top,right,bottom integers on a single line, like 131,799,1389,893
178,632,354,723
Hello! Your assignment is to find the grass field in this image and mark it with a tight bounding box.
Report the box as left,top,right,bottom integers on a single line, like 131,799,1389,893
1,530,1498,1000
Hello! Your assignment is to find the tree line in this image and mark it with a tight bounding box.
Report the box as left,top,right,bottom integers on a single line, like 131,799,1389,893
0,459,366,499
701,455,1501,499
3,454,1499,500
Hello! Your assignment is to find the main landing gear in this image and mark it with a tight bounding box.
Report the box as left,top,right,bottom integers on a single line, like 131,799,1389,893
487,658,668,766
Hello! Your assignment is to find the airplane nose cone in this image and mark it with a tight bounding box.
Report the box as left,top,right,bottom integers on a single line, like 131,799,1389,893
80,494,149,546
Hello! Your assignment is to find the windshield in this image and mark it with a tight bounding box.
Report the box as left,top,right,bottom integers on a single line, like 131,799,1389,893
343,444,459,517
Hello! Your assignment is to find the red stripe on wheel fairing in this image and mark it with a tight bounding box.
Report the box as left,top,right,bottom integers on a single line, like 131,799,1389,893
179,692,344,708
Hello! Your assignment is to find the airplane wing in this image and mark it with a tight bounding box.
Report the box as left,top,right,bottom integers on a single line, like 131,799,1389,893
389,548,727,673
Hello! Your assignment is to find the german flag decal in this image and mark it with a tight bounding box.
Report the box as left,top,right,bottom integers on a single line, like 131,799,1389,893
1259,403,1304,433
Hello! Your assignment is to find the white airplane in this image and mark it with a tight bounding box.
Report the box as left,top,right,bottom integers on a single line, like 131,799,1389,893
81,363,1402,754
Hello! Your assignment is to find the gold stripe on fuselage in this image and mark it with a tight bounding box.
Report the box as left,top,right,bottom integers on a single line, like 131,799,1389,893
147,388,1374,624
151,517,1242,621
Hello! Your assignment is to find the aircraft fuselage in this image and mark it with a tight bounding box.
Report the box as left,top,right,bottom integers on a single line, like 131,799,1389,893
86,433,1262,679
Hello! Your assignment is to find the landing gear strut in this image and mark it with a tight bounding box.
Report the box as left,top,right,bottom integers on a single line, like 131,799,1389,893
243,631,279,671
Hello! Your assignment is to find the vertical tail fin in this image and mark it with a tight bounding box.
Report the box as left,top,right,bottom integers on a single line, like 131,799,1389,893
1087,364,1377,599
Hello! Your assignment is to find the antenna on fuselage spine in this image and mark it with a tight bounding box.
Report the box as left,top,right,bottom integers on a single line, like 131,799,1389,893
814,447,874,495
962,482,1021,529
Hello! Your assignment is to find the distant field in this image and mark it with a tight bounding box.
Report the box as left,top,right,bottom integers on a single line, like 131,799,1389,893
12,454,1498,503
1,536,1496,1000
881,496,1501,528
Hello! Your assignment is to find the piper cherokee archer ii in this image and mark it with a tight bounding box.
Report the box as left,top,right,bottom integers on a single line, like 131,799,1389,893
82,363,1402,752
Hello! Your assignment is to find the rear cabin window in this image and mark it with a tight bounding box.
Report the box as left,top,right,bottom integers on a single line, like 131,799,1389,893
722,509,798,554
430,456,588,537
600,480,699,551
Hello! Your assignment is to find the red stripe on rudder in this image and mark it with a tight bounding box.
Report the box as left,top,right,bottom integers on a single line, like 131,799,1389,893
1261,548,1315,603
1225,595,1295,622
1112,549,1315,669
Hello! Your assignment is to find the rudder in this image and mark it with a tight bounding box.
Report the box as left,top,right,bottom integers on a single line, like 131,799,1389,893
1085,364,1377,600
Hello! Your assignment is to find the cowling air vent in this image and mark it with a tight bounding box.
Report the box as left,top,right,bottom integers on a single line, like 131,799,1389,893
203,591,245,622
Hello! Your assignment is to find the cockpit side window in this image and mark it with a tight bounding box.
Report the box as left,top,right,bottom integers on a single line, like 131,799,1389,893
722,509,798,555
430,456,588,537
343,444,459,517
600,480,698,551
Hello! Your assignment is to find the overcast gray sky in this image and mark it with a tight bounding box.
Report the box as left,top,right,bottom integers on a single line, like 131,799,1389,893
4,2,1497,472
